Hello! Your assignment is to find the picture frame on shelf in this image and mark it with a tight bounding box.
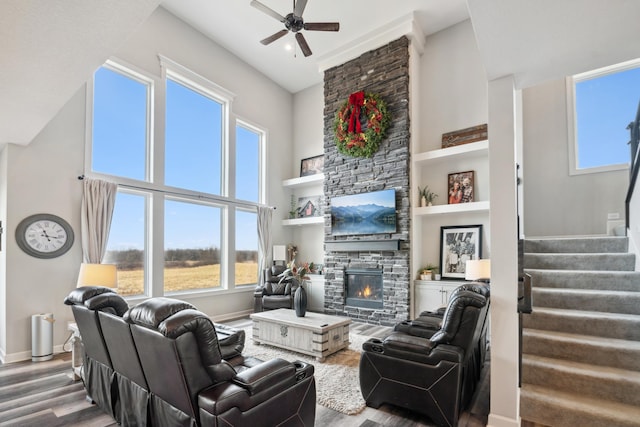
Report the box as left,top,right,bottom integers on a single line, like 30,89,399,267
448,170,474,204
297,195,323,218
441,123,488,148
440,224,483,280
300,155,324,177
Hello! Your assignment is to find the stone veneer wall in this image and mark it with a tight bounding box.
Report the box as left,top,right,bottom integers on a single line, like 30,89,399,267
322,37,411,326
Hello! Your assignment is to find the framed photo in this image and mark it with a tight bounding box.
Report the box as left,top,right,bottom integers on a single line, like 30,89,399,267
297,195,323,218
448,171,474,204
440,225,483,280
300,155,324,177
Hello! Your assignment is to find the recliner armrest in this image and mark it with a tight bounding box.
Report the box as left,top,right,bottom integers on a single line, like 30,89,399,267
232,358,295,395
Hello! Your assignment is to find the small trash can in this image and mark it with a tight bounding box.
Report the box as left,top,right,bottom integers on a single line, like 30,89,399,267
32,313,54,362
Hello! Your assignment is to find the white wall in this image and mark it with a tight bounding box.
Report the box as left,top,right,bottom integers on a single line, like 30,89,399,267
1,7,294,361
522,78,628,237
0,145,8,358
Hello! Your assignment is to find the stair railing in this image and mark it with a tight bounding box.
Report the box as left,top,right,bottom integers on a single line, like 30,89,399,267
625,99,640,232
517,272,532,387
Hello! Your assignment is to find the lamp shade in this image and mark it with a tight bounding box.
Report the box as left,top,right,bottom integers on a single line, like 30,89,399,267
273,245,287,261
465,259,491,281
77,263,117,288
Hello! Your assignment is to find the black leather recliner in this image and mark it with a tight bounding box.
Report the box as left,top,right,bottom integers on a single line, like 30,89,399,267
359,286,490,427
64,286,129,422
125,297,316,426
253,264,296,312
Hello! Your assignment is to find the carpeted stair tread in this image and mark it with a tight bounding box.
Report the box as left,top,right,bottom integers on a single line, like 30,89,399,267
523,307,640,340
525,236,628,254
531,287,640,314
520,383,640,427
524,252,635,271
523,328,640,371
522,354,640,406
525,269,640,291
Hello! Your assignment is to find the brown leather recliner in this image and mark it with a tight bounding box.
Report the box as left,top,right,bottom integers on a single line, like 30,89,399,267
125,297,316,426
253,264,296,312
359,286,490,427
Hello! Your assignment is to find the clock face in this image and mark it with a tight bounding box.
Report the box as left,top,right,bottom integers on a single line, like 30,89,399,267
16,214,74,259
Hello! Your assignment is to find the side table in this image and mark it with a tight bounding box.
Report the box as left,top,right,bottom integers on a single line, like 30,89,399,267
67,322,83,381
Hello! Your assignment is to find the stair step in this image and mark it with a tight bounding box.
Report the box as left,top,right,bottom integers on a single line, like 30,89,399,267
525,236,628,254
523,307,640,340
522,328,640,371
524,253,635,271
531,288,640,314
525,269,640,291
522,354,640,406
521,383,640,427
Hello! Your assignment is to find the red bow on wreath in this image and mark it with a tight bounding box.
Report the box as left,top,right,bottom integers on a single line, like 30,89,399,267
347,91,365,133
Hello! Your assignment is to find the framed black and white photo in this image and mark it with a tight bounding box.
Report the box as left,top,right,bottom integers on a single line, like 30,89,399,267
300,155,324,177
439,225,483,279
297,195,323,218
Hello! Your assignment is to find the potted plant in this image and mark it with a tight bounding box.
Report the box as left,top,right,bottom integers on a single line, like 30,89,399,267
419,264,439,280
418,186,438,207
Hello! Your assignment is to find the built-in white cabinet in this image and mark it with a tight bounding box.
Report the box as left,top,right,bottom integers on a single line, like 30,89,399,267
414,280,460,313
411,139,490,317
305,274,325,312
281,174,324,227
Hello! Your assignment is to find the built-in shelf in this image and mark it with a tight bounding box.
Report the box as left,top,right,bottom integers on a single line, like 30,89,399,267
282,216,324,226
413,200,490,216
282,173,324,189
413,140,488,165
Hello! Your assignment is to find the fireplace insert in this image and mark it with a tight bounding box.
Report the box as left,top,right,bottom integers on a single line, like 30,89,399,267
345,268,383,309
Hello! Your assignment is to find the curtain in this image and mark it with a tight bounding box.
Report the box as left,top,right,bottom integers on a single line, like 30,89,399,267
80,178,117,263
257,206,273,286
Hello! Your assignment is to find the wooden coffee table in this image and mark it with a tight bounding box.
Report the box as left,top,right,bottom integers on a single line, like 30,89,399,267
250,309,351,362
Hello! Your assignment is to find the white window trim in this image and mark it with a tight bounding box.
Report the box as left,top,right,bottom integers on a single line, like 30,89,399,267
566,59,640,176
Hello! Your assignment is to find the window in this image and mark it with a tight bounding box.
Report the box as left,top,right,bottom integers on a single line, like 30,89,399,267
568,59,639,174
89,58,265,298
103,191,148,297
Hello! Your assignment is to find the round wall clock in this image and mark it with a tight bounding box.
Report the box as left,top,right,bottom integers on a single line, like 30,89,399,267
15,214,74,259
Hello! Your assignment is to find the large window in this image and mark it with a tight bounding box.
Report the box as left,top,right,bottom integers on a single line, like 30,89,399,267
90,58,265,297
568,59,639,174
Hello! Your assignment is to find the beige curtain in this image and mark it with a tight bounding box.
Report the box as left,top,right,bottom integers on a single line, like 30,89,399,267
257,206,273,286
80,178,117,263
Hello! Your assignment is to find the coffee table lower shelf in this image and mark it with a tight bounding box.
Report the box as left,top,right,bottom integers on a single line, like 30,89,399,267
250,309,351,362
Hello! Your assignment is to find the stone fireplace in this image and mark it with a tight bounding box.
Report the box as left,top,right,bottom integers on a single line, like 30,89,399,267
322,37,411,326
345,268,383,309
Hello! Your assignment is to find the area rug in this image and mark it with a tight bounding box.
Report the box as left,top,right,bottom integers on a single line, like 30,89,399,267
241,327,371,415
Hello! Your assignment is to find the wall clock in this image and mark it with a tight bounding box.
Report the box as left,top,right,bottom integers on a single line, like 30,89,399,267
15,213,74,259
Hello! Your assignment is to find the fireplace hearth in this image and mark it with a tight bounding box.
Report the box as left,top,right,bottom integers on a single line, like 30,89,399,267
345,269,383,309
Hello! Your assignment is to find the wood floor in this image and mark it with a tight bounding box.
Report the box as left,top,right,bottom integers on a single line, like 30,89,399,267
0,319,489,427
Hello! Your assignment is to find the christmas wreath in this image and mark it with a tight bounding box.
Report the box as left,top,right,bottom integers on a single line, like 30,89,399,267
333,91,391,158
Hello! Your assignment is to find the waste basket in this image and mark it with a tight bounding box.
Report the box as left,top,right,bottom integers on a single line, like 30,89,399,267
32,313,54,362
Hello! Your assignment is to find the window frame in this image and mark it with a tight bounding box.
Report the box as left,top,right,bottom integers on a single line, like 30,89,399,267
566,58,639,175
86,57,267,300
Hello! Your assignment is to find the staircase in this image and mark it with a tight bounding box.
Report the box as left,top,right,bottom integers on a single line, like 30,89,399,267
520,236,640,427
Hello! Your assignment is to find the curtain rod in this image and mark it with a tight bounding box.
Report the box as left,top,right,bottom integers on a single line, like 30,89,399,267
77,175,275,210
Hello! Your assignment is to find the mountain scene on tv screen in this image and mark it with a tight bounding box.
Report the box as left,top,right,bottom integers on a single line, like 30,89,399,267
331,203,396,236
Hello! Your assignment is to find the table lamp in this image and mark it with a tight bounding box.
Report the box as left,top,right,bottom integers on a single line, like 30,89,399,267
465,259,491,282
77,263,117,289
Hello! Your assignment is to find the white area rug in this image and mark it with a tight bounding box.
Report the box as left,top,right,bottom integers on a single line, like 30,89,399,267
242,327,371,415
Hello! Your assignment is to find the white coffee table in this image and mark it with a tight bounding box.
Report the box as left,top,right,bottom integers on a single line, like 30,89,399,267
250,309,351,362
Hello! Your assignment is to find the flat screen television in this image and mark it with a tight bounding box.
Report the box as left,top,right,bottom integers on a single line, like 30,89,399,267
331,189,397,236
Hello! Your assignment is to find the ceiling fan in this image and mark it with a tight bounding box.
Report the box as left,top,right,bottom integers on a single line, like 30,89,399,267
250,0,340,57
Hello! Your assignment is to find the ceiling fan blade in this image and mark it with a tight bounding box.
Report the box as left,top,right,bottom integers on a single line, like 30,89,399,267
250,0,286,22
260,29,289,45
294,0,308,17
295,32,312,57
304,22,340,31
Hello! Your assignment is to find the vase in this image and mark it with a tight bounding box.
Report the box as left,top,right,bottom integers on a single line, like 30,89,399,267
294,283,308,317
420,196,427,207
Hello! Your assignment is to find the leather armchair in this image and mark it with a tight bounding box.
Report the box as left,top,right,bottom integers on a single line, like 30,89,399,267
125,297,316,426
359,286,490,427
253,264,296,312
63,286,129,422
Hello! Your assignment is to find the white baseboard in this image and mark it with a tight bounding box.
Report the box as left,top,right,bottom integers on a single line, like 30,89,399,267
210,309,253,323
488,413,520,427
1,344,66,364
